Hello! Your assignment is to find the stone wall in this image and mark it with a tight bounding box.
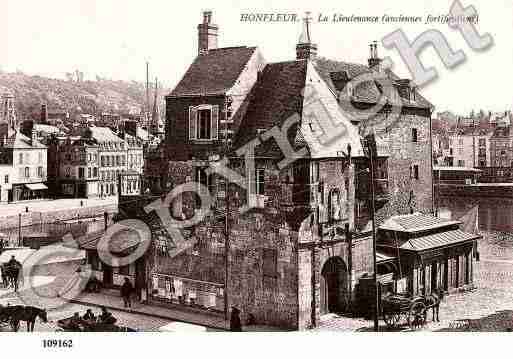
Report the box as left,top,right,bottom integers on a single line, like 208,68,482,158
359,111,434,225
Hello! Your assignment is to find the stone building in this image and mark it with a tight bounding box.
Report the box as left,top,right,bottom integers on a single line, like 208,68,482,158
116,11,439,330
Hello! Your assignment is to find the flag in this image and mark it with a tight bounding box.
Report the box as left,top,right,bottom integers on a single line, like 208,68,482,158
458,205,480,260
458,206,479,234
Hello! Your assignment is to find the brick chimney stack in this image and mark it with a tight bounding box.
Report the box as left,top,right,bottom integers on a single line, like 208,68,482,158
368,41,382,70
198,11,218,55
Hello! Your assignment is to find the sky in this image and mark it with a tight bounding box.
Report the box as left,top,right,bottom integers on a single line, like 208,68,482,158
1,0,511,114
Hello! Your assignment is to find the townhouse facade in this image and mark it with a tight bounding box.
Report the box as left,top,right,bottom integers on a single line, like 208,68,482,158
0,93,48,202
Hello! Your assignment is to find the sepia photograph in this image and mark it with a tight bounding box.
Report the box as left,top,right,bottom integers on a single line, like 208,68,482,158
0,0,512,356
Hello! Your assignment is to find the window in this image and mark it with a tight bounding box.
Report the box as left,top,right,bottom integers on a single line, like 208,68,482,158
65,167,71,177
310,162,319,184
255,168,265,195
78,167,85,179
458,160,465,166
88,167,92,178
24,167,30,178
198,109,211,139
116,155,120,166
189,105,219,140
37,166,43,177
38,152,43,163
262,248,278,278
101,156,105,167
93,167,98,177
19,153,23,164
4,175,8,184
458,138,463,145
328,189,341,221
479,138,486,147
411,128,418,143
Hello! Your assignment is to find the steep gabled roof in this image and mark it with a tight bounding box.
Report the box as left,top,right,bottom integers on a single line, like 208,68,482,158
234,60,307,151
234,60,364,159
169,46,257,97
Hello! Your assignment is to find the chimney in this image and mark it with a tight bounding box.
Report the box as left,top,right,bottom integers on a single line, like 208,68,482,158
124,120,138,138
198,11,218,55
296,12,317,60
368,41,382,70
41,104,48,124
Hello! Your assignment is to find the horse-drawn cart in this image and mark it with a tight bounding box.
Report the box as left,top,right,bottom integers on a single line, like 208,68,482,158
381,294,428,330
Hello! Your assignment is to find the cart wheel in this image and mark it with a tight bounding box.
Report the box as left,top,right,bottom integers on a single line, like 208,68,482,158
408,302,426,330
383,311,401,328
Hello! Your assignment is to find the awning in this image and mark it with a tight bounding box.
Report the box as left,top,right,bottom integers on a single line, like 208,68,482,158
400,229,479,252
25,183,48,190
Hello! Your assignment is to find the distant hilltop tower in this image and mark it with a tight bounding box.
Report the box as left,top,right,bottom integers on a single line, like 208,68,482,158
0,90,17,140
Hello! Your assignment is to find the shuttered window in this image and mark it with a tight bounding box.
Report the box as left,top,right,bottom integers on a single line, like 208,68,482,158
189,105,219,140
189,106,197,140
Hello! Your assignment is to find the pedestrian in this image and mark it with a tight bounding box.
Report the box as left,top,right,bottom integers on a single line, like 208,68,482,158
229,306,242,332
121,277,133,308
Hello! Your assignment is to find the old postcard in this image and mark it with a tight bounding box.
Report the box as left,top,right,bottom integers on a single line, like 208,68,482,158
0,0,511,356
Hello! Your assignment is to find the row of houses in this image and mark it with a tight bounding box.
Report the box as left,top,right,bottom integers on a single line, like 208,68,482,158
78,12,479,330
434,122,513,168
0,90,150,202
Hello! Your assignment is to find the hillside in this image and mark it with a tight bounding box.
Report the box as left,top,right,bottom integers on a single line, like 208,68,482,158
0,72,168,118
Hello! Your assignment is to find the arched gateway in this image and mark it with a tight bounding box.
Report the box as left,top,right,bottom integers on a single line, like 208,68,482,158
320,257,349,314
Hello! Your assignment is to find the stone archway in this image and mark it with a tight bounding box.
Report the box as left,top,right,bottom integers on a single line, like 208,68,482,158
320,256,348,314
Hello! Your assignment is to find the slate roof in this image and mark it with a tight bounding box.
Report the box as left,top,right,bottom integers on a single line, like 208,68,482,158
313,57,433,111
88,126,124,144
169,46,257,97
400,229,478,251
2,131,46,149
234,60,307,151
379,213,461,233
234,59,365,158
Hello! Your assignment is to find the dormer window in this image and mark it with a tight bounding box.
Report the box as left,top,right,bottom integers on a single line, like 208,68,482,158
189,104,219,141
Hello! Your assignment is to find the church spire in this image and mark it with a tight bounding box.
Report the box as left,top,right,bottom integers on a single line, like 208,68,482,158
151,77,163,137
296,12,317,60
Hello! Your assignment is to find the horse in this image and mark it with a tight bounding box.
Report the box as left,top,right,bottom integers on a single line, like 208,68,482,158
424,288,445,322
3,305,48,332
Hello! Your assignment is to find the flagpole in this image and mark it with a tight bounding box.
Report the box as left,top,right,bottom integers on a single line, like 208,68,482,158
363,133,379,332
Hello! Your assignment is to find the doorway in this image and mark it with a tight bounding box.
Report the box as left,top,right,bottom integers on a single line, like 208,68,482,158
320,257,348,314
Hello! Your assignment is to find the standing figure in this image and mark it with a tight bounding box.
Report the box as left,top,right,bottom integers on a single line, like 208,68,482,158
121,277,134,308
230,306,242,332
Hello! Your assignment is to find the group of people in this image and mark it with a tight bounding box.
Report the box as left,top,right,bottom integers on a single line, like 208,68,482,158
1,255,22,291
66,307,116,330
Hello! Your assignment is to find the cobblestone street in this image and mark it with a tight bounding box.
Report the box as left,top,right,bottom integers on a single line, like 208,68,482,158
316,233,513,332
0,260,171,332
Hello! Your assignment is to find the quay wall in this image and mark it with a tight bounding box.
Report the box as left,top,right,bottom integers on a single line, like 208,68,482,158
0,203,118,230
